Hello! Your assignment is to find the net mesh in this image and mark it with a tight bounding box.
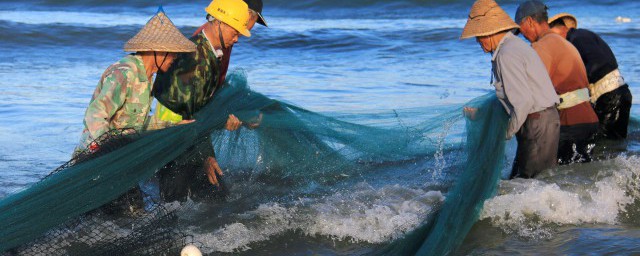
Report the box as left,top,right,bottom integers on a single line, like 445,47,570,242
378,95,509,255
0,71,510,255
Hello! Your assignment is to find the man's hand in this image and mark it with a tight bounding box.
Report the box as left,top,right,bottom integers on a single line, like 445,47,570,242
463,107,478,120
225,114,242,131
204,156,224,187
177,119,195,125
88,141,99,153
245,113,263,129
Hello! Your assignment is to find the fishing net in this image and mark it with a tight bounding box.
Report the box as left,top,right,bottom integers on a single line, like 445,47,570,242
0,70,509,255
379,95,509,256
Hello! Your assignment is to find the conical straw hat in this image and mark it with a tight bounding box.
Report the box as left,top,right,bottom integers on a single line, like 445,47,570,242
124,9,196,52
548,13,578,29
460,0,520,39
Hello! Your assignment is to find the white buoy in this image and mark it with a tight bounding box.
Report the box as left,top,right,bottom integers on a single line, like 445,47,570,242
616,16,632,23
181,244,202,256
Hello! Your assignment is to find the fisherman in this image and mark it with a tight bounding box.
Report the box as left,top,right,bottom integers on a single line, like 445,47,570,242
548,13,633,140
461,0,560,178
151,0,260,202
75,9,196,211
515,1,599,165
190,0,268,84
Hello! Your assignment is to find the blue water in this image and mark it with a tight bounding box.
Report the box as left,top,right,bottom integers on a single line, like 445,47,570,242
0,0,639,254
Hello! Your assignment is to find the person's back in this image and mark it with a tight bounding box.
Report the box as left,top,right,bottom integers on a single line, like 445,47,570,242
566,27,632,139
515,1,599,165
493,32,559,127
546,12,634,140
567,28,618,84
549,13,632,140
492,32,560,178
78,55,151,151
531,32,598,127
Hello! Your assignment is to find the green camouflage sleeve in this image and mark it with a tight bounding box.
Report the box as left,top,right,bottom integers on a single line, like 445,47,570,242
153,35,220,120
153,52,200,119
83,68,129,141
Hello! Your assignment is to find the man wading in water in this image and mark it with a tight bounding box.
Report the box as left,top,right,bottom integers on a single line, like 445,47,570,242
151,0,262,202
75,9,196,211
461,0,560,178
548,13,633,141
514,0,600,165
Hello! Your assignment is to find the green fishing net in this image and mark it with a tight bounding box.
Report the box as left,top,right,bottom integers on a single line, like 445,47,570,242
379,94,509,255
0,71,509,255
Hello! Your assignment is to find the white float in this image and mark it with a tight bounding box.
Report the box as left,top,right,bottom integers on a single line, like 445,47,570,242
616,16,631,23
181,244,202,256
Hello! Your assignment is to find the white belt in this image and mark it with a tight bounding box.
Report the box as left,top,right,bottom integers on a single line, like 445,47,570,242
557,88,590,110
589,69,625,103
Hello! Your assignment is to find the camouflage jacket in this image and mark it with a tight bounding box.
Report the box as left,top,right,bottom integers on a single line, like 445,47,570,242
153,31,222,120
78,55,152,149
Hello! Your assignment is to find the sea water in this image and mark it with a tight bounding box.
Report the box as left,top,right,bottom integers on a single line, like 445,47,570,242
0,0,639,254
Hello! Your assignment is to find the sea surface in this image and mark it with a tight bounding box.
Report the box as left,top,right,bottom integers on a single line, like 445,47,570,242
0,0,639,255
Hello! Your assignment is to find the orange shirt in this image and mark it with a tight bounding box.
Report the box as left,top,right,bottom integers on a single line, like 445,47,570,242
532,32,598,126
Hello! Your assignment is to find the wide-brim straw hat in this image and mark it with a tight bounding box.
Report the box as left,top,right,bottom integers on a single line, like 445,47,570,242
124,9,196,52
461,0,520,39
548,13,578,29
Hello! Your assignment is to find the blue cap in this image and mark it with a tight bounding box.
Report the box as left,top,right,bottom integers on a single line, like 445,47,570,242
515,0,548,24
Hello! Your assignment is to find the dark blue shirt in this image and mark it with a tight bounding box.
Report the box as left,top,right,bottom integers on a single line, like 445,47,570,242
566,28,618,84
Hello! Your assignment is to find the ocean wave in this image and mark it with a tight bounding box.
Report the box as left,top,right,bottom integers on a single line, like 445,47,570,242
0,10,466,30
4,0,161,8
0,11,468,49
480,156,640,239
1,0,469,9
191,183,444,253
0,10,200,28
0,21,133,48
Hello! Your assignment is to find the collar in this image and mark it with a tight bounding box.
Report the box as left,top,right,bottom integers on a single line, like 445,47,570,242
492,31,513,61
201,30,224,59
129,55,149,83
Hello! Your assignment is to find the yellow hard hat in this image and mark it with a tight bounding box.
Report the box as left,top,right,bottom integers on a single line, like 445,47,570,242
205,0,251,37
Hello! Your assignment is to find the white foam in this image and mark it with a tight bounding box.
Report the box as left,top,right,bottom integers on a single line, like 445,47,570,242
194,183,444,253
303,186,443,243
194,203,296,253
480,156,640,238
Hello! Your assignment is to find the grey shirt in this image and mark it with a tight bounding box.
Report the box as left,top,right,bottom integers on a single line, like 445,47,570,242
492,32,559,139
